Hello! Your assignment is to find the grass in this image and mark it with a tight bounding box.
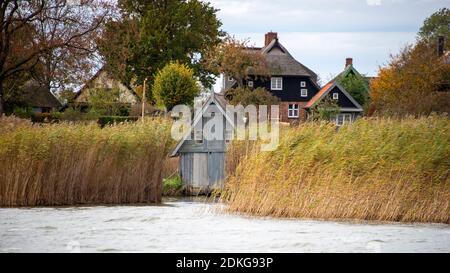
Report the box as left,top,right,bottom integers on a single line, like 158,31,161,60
221,115,450,224
162,175,183,196
0,116,174,206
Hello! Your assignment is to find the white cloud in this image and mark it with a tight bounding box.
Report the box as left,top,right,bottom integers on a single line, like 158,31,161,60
208,0,446,90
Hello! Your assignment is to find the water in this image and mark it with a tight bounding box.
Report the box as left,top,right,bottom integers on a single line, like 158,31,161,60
0,198,449,253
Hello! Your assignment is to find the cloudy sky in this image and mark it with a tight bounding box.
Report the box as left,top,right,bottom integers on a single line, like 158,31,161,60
208,0,449,90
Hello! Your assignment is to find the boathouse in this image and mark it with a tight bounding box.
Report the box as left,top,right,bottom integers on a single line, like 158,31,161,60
170,92,234,193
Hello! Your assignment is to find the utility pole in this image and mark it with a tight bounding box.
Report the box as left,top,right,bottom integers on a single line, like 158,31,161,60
142,78,147,124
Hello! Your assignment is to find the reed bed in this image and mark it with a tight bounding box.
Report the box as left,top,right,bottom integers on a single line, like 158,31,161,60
222,115,450,224
0,116,173,206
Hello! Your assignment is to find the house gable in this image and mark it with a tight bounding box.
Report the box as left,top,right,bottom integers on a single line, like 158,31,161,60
74,68,140,104
170,93,234,157
305,81,363,112
335,63,370,93
225,33,322,103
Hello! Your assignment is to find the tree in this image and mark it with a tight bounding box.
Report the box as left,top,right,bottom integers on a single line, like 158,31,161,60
337,73,369,107
152,62,200,110
204,37,270,88
227,87,279,107
370,9,450,116
88,88,128,116
57,89,76,105
97,0,223,101
418,8,450,43
308,97,340,121
30,1,110,94
0,0,110,115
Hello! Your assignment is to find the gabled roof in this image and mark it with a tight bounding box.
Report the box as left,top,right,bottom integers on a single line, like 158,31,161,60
305,80,363,112
170,92,234,157
261,39,318,80
74,67,140,103
21,80,62,109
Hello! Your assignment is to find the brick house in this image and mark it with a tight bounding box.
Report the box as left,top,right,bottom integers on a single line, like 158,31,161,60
222,32,363,124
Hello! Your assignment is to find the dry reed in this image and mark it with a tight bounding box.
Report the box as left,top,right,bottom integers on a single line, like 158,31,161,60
222,115,450,224
0,116,174,206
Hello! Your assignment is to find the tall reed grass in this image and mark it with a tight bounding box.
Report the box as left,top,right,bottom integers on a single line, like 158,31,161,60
222,115,450,224
0,116,173,206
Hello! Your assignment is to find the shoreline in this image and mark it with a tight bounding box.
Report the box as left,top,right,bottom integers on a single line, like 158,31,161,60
1,197,449,227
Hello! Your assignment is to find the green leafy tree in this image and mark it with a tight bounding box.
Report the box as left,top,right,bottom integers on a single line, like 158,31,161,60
152,62,200,110
337,74,369,107
227,87,279,106
88,88,128,116
418,8,450,44
98,0,223,101
57,89,76,105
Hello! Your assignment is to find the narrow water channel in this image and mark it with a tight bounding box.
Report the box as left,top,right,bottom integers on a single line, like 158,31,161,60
0,198,449,253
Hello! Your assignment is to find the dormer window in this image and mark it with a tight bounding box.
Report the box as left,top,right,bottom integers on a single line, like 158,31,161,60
271,77,283,90
247,81,254,88
301,89,308,97
300,81,306,88
228,76,234,81
333,93,339,100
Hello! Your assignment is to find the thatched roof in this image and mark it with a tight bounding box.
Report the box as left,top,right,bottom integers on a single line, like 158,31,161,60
21,80,62,109
261,38,318,80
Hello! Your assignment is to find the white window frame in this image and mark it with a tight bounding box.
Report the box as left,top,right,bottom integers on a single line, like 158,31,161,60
288,104,299,118
333,93,339,100
301,89,308,97
247,80,254,88
335,114,352,126
300,81,306,88
271,77,283,91
228,75,234,81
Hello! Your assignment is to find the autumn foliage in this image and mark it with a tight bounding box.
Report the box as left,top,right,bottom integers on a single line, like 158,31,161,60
204,37,270,87
370,42,450,116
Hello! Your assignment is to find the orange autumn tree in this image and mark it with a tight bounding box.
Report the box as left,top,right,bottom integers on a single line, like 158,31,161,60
371,42,450,116
371,9,450,116
203,36,270,88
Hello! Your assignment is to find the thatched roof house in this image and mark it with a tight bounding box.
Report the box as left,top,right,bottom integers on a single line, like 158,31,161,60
20,80,62,113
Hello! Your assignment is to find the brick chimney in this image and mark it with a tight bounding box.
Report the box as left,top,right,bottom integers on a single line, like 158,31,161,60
345,58,353,68
265,32,278,46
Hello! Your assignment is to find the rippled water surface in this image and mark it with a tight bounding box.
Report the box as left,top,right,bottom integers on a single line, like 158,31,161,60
1,198,449,253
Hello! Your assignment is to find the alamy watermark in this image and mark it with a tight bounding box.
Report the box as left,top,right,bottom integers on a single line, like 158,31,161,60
171,101,280,151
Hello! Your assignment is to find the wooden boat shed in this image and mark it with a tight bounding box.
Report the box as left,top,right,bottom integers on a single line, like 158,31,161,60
170,93,234,193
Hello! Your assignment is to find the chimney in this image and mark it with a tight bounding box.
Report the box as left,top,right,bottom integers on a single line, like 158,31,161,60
345,58,353,68
265,32,278,46
438,36,445,57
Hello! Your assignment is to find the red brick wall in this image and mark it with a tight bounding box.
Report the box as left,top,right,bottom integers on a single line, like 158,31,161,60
279,102,308,123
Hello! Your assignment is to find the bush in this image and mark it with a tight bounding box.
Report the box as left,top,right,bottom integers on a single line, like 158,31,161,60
12,107,33,119
152,62,200,110
222,115,450,224
88,88,130,116
162,175,183,196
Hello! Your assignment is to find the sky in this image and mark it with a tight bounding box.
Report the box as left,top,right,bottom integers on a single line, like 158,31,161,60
208,0,449,91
